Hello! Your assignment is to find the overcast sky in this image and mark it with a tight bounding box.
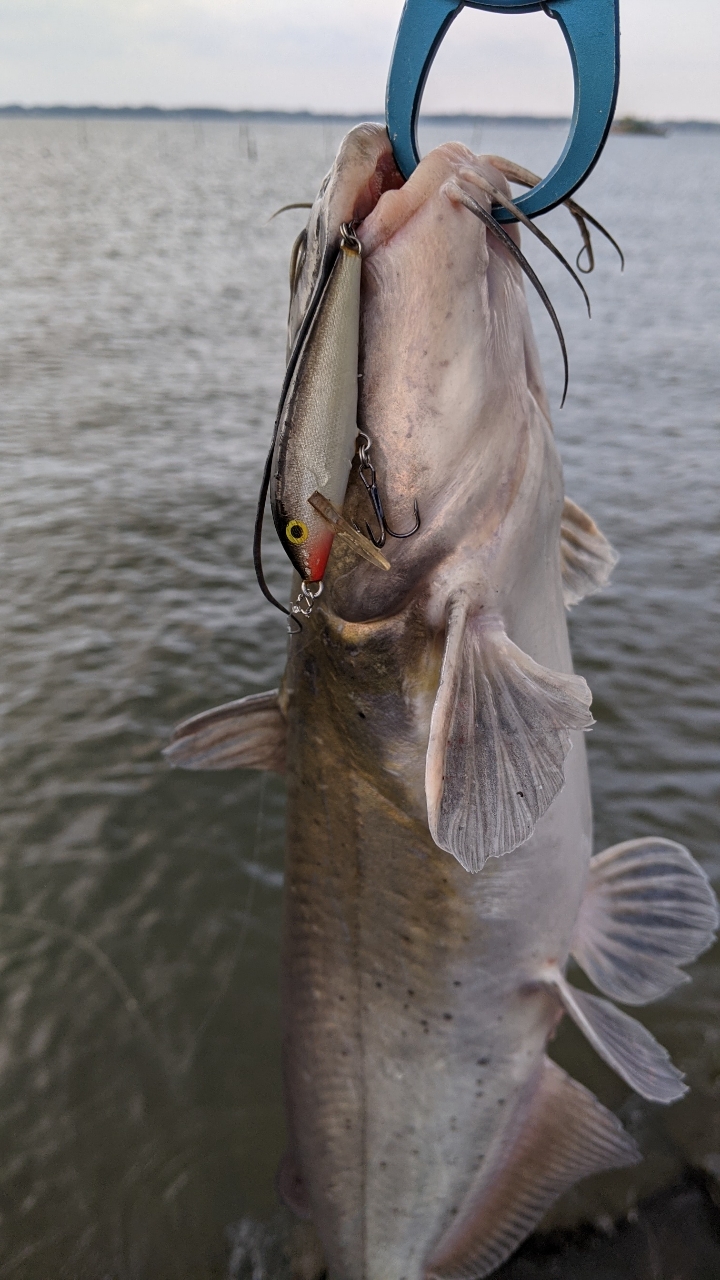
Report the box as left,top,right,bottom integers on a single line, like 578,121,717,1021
1,0,718,120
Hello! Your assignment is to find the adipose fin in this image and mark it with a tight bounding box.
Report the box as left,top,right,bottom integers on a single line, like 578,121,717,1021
571,837,719,1006
425,1055,639,1280
561,497,618,609
425,598,593,872
163,691,286,773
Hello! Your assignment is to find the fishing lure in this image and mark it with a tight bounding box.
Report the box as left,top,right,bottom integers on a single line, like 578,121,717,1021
270,223,364,588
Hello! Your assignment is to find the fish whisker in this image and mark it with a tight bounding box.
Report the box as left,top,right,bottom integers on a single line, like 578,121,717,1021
267,201,313,223
458,169,591,317
445,180,569,407
567,198,625,273
484,155,624,274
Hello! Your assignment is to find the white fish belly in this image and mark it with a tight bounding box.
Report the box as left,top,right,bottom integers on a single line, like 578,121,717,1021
283,721,592,1280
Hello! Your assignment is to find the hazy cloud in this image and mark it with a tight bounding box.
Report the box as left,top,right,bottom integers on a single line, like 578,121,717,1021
0,0,717,119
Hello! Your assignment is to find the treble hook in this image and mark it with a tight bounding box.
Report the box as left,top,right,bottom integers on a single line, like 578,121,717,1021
353,432,420,549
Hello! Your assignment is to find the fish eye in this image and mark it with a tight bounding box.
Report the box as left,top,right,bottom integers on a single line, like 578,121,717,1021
286,519,309,546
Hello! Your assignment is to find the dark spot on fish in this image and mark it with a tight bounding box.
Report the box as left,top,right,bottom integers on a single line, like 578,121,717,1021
453,980,462,987
517,790,524,798
443,1013,453,1021
407,989,415,997
476,1090,484,1097
498,1098,506,1106
477,1057,489,1066
358,710,366,719
338,994,345,1001
376,981,383,989
380,1162,387,1170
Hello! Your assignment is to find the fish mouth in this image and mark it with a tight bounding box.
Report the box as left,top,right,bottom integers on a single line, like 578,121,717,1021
287,123,405,353
290,127,513,352
289,128,512,363
333,132,509,259
356,141,500,257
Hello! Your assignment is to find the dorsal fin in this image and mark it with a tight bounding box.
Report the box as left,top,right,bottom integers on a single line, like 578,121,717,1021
425,1055,639,1280
561,496,618,608
163,691,286,773
572,837,718,1005
425,598,593,871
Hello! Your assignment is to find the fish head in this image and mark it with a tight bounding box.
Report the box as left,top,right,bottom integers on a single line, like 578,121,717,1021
287,123,404,355
309,139,551,624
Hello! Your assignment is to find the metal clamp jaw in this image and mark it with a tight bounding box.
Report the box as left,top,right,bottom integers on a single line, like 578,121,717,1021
385,0,620,221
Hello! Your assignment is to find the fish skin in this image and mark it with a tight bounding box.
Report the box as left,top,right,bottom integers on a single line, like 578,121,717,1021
282,604,590,1280
163,123,716,1277
280,132,597,1278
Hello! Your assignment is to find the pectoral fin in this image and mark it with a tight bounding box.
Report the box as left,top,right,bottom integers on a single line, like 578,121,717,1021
425,599,593,871
547,970,686,1104
572,837,719,1005
163,691,286,773
561,496,618,608
425,1055,639,1280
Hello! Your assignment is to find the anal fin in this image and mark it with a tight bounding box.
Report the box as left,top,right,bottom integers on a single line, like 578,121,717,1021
425,598,593,871
163,690,286,773
425,1055,639,1280
561,496,618,609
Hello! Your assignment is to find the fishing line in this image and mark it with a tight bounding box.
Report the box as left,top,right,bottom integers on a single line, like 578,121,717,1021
179,771,268,1076
0,910,173,1086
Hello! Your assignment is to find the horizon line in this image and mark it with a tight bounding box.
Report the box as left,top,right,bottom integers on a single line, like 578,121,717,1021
0,104,719,128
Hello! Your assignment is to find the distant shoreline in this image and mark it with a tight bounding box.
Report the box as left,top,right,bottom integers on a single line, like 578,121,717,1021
0,104,718,131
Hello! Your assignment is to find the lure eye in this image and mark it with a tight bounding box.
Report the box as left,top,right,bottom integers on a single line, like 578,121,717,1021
286,519,309,546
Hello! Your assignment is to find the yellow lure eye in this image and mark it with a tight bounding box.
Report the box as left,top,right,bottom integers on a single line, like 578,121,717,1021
286,519,309,546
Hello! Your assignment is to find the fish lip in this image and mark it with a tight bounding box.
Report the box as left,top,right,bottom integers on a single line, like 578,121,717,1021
288,123,404,350
356,142,501,258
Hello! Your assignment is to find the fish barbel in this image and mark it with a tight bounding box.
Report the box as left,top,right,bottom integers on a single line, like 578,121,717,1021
166,125,718,1278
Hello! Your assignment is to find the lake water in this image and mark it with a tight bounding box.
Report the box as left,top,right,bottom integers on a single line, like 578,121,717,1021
0,117,719,1277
